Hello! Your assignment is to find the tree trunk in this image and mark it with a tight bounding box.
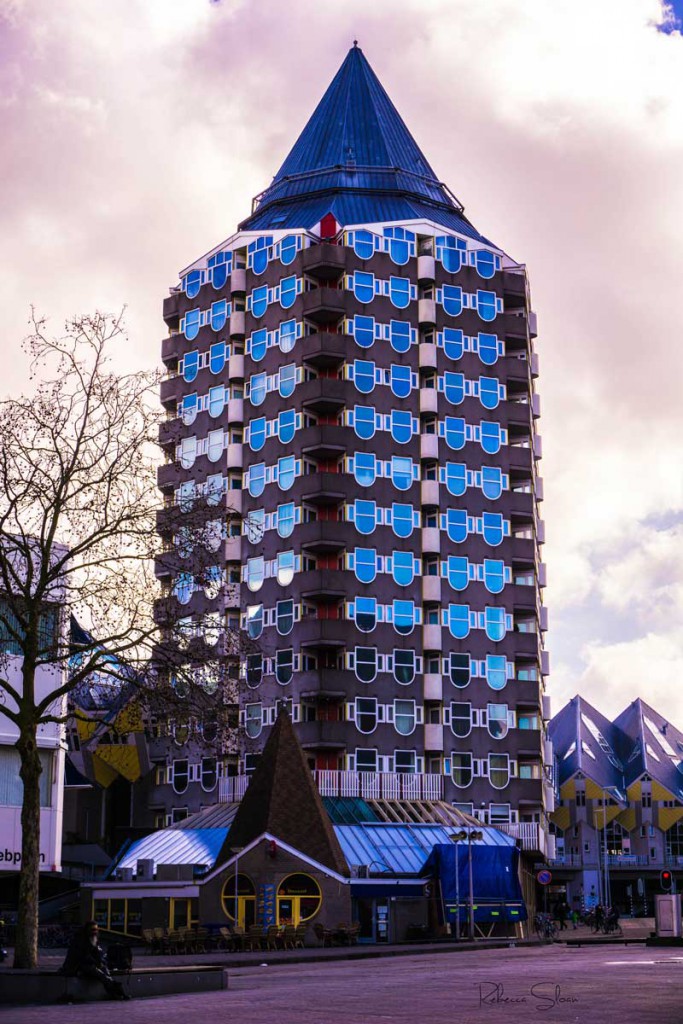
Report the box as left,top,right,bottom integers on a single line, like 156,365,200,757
13,724,42,969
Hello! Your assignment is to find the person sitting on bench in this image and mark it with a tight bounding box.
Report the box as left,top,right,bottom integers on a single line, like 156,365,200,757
61,921,129,1000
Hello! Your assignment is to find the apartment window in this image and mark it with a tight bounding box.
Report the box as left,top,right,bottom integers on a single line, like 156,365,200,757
245,704,262,739
172,760,189,795
390,320,412,353
486,655,507,691
201,757,217,792
575,788,586,807
393,649,416,685
279,364,297,398
450,702,472,738
355,597,377,633
489,754,510,789
451,752,473,788
355,647,377,683
353,405,376,441
394,700,416,736
392,600,417,635
354,452,377,487
275,650,294,686
354,547,377,585
353,314,375,348
392,551,416,587
276,600,294,636
391,503,415,539
355,748,378,772
276,503,296,539
246,654,263,688
395,750,417,773
449,653,471,688
391,456,414,491
487,704,509,740
356,698,378,735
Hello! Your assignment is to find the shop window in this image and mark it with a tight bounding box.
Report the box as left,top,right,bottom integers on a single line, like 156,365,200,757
221,874,256,929
277,874,322,926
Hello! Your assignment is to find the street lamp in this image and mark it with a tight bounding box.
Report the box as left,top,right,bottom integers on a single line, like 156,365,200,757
448,830,467,940
230,846,244,927
466,829,484,939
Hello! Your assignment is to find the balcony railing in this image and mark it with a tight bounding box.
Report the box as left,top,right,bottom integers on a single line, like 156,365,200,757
218,770,443,804
497,822,549,856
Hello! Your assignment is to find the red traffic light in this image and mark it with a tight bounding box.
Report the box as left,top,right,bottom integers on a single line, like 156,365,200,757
660,870,673,891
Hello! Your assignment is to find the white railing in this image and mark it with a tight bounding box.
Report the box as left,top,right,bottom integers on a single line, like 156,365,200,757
218,770,443,804
497,822,547,854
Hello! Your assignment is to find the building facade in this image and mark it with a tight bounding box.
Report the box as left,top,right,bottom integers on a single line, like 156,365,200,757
154,46,552,853
549,695,683,914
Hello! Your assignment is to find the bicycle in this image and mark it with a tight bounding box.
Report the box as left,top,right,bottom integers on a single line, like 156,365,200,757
534,912,557,942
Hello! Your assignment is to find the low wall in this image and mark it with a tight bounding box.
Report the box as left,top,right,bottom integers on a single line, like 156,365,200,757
0,965,228,1004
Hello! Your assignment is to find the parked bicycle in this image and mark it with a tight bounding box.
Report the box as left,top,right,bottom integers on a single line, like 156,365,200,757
534,912,557,942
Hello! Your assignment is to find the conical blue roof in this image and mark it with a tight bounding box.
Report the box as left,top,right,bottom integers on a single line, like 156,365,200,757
240,45,486,240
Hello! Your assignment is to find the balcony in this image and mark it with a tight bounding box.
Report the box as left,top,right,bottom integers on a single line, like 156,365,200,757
302,286,347,324
163,292,181,324
298,424,348,461
497,822,550,856
218,770,444,804
302,331,349,369
302,243,347,280
299,377,347,415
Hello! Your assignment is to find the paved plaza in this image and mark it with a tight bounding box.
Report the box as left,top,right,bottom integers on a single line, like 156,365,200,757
2,943,683,1024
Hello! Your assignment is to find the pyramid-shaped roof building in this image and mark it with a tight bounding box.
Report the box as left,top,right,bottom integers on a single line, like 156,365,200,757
241,44,488,241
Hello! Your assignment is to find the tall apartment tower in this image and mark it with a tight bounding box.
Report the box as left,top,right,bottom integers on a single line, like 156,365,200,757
156,46,552,848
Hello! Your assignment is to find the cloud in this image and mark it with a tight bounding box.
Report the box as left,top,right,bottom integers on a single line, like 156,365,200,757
1,0,682,723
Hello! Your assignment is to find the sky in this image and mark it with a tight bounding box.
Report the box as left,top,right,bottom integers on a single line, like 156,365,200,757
1,0,682,726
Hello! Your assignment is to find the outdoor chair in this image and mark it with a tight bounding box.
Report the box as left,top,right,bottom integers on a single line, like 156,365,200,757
313,923,333,947
266,924,283,950
195,927,209,952
153,927,170,954
142,928,157,954
282,925,297,949
168,929,186,954
294,924,307,948
347,923,360,945
218,926,235,951
245,924,266,951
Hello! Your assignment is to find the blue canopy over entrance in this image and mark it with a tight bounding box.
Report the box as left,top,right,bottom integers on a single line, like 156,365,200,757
421,844,527,925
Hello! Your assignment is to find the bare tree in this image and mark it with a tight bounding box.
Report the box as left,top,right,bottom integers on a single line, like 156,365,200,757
0,311,241,968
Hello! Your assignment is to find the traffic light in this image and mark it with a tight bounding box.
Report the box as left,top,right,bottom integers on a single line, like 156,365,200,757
660,870,673,891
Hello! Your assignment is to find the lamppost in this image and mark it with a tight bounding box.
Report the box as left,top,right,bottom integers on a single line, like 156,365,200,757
448,830,467,941
466,829,484,939
230,846,244,927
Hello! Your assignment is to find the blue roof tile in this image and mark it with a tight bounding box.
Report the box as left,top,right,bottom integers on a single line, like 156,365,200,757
240,45,487,241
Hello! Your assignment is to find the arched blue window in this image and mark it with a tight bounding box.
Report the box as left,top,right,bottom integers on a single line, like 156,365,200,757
276,600,294,636
449,653,471,688
443,372,465,405
444,417,466,450
486,655,507,691
248,237,271,275
475,250,497,279
485,606,507,642
245,508,264,543
391,456,413,491
276,550,295,586
390,320,412,353
483,560,506,594
246,604,263,640
183,270,202,299
446,556,469,592
392,503,414,539
442,328,464,361
181,393,198,425
210,342,226,375
247,463,265,498
211,299,228,332
353,360,376,395
444,463,467,496
182,350,199,382
445,509,468,543
353,315,375,349
278,455,296,491
173,572,193,605
479,377,500,410
250,329,267,362
250,285,268,318
390,365,412,399
279,275,297,309
354,406,376,441
436,235,466,273
481,466,503,500
354,548,377,585
480,421,503,454
393,600,415,635
280,235,298,266
392,551,415,587
354,271,375,304
355,597,377,632
487,706,509,742
390,410,413,445
477,290,498,322
385,227,413,265
478,333,499,365
208,386,225,418
275,649,293,685
279,319,297,353
207,429,224,462
389,276,411,309
278,410,296,445
482,512,504,546
354,500,377,536
183,310,201,342
393,649,416,685
210,262,228,290
249,373,267,406
279,364,296,399
276,503,295,539
353,230,375,261
447,604,470,639
442,285,463,317
354,452,376,487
